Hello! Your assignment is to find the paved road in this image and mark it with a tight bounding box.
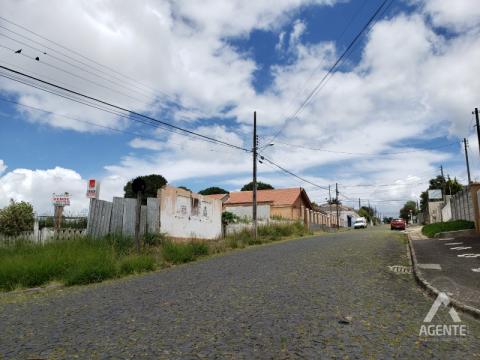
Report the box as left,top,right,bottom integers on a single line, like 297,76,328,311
1,227,479,359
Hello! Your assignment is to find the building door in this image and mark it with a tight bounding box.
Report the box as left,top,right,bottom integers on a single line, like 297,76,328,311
347,215,352,227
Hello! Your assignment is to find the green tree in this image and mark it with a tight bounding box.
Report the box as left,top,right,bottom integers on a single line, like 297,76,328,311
177,186,192,192
0,200,34,236
399,200,417,221
198,186,228,195
419,175,464,212
358,206,374,222
240,181,274,191
124,174,167,204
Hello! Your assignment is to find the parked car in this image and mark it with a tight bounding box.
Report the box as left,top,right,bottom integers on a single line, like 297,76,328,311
354,217,368,229
390,218,406,231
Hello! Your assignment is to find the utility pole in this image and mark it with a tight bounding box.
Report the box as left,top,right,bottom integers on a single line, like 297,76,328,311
252,111,258,240
440,165,446,201
358,198,361,210
475,108,480,157
335,183,339,229
463,138,472,184
328,185,332,228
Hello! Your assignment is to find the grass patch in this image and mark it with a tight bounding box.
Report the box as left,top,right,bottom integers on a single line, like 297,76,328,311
162,240,209,264
225,222,311,248
119,255,156,275
421,220,475,238
0,222,313,291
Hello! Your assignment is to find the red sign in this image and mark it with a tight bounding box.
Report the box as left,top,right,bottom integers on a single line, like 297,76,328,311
87,179,100,199
52,193,70,206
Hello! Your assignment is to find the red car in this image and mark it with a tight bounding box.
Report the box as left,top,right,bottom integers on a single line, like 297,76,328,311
391,218,406,231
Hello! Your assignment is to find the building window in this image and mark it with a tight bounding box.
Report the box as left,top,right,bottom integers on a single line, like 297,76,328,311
191,198,199,216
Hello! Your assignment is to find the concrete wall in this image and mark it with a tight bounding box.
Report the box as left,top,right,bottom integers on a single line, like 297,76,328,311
159,186,222,240
224,204,270,220
441,195,452,222
450,188,474,222
427,201,444,224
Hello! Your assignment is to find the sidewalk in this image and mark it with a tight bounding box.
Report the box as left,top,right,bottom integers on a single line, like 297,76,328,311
407,226,480,315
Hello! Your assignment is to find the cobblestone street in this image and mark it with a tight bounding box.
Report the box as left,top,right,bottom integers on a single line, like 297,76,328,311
1,227,479,359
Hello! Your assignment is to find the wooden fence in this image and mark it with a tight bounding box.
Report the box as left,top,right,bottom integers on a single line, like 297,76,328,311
86,197,160,238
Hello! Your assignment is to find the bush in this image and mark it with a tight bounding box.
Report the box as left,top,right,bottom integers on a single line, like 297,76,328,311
0,200,34,236
143,232,167,246
119,255,156,275
422,220,475,238
162,240,209,264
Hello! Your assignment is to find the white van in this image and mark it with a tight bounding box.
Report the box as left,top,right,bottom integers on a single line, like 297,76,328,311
354,217,367,229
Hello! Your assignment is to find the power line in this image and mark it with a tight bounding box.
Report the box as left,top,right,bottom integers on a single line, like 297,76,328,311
0,16,209,118
268,0,392,143
0,96,241,155
0,42,148,105
0,64,250,152
272,139,460,156
259,155,330,191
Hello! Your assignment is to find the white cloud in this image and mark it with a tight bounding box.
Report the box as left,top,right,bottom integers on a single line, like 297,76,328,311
0,160,6,175
418,0,480,32
129,138,163,150
2,0,480,217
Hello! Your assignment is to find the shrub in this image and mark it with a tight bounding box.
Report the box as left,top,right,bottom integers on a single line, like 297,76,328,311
422,220,475,238
143,232,167,246
119,255,156,275
0,200,34,236
63,253,117,286
162,241,209,264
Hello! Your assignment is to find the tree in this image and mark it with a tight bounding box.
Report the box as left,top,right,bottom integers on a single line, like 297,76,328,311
328,198,341,205
240,181,274,191
0,200,34,236
383,216,393,224
198,186,228,195
419,175,464,212
358,206,374,222
178,186,192,192
399,200,417,222
124,174,167,204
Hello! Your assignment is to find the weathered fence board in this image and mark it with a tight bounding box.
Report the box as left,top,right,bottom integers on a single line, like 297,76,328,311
147,197,160,233
110,197,124,234
140,205,147,237
87,197,162,238
122,198,137,236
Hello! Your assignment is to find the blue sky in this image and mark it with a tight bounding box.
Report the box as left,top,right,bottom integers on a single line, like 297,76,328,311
0,0,479,216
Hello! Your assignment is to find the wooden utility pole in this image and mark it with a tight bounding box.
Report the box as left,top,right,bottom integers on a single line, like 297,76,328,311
463,138,472,184
132,177,146,253
328,185,332,227
440,165,446,201
358,198,361,210
335,183,339,229
475,108,480,157
252,111,258,240
54,205,63,231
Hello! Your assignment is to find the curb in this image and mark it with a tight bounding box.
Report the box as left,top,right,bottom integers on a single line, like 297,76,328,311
433,229,477,238
407,232,480,320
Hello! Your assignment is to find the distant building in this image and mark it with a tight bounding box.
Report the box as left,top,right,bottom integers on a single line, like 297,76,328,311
318,203,359,228
223,188,312,221
158,186,223,240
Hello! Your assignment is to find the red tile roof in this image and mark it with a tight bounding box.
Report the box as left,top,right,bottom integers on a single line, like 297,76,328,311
225,188,311,207
205,193,229,201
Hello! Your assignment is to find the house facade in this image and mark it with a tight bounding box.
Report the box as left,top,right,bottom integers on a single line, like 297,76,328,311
158,186,223,240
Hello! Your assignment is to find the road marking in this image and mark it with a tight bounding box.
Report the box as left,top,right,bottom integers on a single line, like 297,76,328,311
472,268,480,272
445,242,463,246
450,246,472,251
417,263,442,270
437,238,454,241
458,254,480,258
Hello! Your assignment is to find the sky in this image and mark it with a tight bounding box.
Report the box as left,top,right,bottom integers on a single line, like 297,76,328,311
0,0,480,217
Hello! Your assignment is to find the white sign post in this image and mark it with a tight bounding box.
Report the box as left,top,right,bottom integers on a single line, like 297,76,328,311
52,192,70,230
86,179,100,199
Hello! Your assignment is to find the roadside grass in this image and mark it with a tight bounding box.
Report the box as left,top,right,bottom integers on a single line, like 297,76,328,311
0,222,312,292
421,220,475,238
